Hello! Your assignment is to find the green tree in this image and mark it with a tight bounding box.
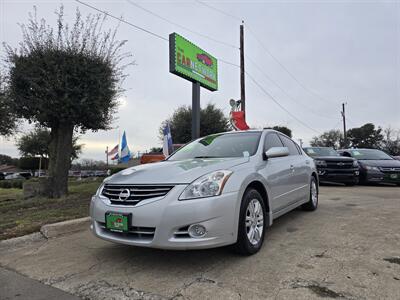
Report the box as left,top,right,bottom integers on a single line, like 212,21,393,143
149,147,162,153
265,126,292,138
17,127,82,160
0,154,14,165
382,127,400,156
18,156,49,170
4,7,131,197
0,74,18,136
310,130,344,149
159,103,230,144
347,123,383,149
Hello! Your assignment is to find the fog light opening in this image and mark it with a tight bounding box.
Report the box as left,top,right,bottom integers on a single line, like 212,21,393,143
188,224,207,238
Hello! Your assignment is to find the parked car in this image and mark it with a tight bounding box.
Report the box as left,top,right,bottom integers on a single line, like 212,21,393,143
90,130,319,255
18,172,32,180
94,170,107,177
5,173,25,180
338,149,400,185
303,147,359,185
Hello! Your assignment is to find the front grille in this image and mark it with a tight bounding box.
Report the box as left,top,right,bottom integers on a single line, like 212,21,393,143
380,167,400,172
326,161,354,169
102,184,174,206
98,222,155,241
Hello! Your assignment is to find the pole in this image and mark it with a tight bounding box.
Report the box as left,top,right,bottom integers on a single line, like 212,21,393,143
240,21,246,119
299,139,303,148
341,103,347,147
105,146,109,167
38,156,42,178
192,81,201,140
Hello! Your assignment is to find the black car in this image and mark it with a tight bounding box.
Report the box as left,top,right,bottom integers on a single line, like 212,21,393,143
338,149,400,185
303,147,359,185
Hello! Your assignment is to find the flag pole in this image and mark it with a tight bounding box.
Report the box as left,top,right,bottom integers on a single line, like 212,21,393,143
105,146,109,167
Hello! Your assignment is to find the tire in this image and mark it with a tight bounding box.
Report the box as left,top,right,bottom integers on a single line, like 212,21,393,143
302,177,318,211
233,188,267,255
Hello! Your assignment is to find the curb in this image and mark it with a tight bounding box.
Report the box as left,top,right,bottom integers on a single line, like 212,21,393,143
0,232,44,249
40,217,91,239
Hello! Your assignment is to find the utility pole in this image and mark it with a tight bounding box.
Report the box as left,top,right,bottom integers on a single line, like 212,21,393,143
240,21,246,119
341,103,347,147
105,146,109,167
192,81,201,140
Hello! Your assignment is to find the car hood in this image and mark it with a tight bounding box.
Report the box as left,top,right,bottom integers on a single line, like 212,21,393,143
314,156,354,162
358,159,400,168
106,157,249,184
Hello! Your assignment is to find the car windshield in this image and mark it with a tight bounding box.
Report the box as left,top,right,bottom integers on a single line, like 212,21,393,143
304,147,339,157
167,132,262,161
349,149,393,160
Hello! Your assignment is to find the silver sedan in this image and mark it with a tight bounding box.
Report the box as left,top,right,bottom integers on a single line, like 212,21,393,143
90,129,318,255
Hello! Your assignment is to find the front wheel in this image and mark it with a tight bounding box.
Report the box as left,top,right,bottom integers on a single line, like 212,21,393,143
302,177,318,211
233,189,267,255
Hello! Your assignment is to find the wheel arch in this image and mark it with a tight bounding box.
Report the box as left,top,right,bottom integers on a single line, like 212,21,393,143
244,180,272,227
311,171,319,192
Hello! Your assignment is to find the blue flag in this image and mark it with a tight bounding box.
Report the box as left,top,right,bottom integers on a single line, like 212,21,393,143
120,131,131,163
163,123,173,157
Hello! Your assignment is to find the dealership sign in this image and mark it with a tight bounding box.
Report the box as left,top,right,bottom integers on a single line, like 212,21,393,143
169,33,218,91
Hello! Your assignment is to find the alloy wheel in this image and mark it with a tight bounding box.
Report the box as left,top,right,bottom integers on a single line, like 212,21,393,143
245,199,264,245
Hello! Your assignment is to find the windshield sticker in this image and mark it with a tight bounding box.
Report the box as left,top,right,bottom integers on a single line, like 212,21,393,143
306,149,315,154
351,150,361,156
199,134,221,146
243,151,250,157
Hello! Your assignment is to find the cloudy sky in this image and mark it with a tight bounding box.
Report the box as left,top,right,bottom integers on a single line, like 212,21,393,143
1,0,399,161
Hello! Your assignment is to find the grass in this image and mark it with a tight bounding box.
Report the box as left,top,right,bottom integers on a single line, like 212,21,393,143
0,178,102,240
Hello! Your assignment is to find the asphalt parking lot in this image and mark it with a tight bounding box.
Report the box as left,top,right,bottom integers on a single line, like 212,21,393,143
1,185,399,300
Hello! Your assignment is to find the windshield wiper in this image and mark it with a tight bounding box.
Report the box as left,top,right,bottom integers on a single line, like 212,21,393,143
194,156,220,159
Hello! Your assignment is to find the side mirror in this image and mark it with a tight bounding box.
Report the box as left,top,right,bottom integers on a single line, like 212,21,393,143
265,147,289,159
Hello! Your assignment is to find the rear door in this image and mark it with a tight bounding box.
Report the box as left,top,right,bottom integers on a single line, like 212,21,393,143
259,133,293,212
278,135,309,204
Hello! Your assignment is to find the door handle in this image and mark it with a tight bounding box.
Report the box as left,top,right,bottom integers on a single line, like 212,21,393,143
290,165,295,173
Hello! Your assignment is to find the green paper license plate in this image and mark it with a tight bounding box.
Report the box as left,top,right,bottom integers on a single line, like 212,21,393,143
105,213,129,232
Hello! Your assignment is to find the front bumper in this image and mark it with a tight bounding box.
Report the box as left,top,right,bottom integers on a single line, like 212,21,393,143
90,185,239,250
317,167,359,183
363,171,400,184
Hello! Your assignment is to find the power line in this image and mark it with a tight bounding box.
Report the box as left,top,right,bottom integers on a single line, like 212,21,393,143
246,25,337,106
195,0,242,22
76,0,320,134
75,0,168,41
245,71,321,134
126,0,238,49
245,54,337,120
194,0,338,106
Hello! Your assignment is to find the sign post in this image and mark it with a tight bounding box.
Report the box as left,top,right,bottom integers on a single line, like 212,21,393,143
169,33,218,140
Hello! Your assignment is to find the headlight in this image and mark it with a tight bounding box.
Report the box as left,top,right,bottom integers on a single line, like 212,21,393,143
352,160,359,167
365,166,380,171
179,170,233,200
314,160,327,167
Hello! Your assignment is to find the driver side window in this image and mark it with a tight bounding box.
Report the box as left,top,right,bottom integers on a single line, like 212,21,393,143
264,133,284,151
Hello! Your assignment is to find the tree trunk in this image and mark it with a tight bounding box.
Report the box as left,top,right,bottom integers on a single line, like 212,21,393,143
45,124,74,198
